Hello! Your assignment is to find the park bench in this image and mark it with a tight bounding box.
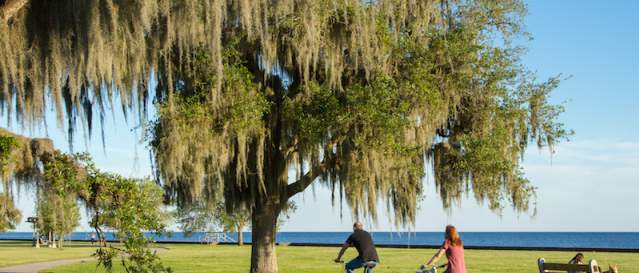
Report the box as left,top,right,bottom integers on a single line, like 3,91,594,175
538,258,600,273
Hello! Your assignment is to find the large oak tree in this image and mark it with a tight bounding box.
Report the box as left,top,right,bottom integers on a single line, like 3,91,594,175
1,1,569,272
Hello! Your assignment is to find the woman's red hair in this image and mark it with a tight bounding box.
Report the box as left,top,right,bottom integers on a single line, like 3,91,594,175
445,225,463,247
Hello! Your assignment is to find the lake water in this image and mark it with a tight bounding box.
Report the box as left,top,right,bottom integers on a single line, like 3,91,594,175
2,232,638,249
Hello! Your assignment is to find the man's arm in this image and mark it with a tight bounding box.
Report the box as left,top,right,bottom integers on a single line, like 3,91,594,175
334,242,350,262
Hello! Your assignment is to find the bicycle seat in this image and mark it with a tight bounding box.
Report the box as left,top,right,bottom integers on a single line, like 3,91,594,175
362,261,378,268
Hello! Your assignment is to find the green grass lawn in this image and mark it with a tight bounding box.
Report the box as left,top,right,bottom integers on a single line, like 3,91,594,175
38,244,639,273
0,240,96,268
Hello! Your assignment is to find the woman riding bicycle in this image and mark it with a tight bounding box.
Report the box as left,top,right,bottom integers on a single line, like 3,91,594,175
422,225,467,273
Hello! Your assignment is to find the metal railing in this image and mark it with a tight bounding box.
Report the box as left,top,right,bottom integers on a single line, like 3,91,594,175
200,232,236,244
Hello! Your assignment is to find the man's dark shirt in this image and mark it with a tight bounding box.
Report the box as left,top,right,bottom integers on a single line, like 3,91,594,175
346,229,379,262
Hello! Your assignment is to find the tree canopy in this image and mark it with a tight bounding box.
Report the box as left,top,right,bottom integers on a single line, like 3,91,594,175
93,177,171,273
0,128,85,246
0,191,20,231
0,128,54,231
0,1,570,272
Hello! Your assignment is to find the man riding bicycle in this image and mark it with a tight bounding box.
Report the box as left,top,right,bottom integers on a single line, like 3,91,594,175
334,221,379,273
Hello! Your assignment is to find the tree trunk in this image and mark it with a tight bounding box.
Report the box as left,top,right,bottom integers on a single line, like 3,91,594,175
250,202,280,273
238,223,244,246
48,231,56,248
95,223,107,247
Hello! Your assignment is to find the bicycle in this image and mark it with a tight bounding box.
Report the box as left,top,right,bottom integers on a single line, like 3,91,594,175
334,259,378,273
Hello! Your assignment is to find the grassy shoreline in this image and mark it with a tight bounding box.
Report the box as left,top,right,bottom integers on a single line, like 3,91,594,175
4,238,638,253
1,241,636,273
0,241,95,268
50,245,639,273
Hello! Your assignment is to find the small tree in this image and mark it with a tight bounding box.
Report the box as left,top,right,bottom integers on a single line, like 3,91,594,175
175,203,219,236
35,190,80,248
93,177,171,273
81,162,120,247
215,204,251,246
36,152,86,248
176,202,250,245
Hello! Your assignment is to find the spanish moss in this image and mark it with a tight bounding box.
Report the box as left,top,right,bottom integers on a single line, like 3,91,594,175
0,0,569,238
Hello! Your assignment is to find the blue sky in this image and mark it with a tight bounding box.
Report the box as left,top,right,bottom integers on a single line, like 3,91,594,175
6,0,639,232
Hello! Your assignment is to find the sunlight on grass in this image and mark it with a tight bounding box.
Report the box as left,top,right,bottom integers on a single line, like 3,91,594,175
0,241,95,268
40,244,639,273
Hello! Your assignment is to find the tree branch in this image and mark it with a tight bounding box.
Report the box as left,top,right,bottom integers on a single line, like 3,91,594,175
284,136,342,198
286,159,330,199
0,0,29,23
282,138,298,158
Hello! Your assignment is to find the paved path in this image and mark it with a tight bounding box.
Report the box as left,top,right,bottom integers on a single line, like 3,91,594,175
0,258,91,273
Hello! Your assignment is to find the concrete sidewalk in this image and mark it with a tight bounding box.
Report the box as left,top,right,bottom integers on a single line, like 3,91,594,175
0,258,90,273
